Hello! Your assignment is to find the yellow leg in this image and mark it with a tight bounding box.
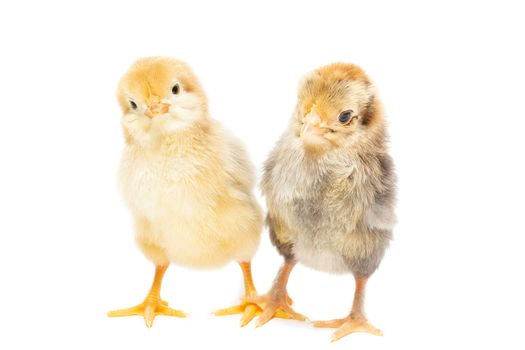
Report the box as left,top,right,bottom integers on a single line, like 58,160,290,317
214,261,263,326
312,275,382,342
108,265,186,327
244,260,307,327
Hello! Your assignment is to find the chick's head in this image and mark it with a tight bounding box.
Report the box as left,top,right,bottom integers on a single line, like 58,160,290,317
117,57,208,138
293,63,381,152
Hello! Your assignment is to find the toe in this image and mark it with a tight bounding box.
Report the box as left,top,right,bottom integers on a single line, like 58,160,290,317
273,309,294,319
107,305,142,317
283,305,307,321
312,318,345,328
255,308,276,327
240,304,260,327
213,305,245,316
144,305,155,328
159,306,187,318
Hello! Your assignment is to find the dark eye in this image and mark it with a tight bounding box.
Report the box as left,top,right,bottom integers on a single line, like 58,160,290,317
338,110,354,124
172,84,180,95
129,100,137,110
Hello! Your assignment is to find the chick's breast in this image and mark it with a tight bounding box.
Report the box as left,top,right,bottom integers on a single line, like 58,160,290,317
120,122,262,268
262,134,395,275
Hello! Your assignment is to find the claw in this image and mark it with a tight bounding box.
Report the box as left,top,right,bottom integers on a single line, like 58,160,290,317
240,304,259,327
144,305,155,328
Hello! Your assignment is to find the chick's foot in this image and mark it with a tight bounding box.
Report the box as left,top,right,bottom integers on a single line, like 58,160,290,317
314,316,382,342
108,297,186,327
214,290,295,327
107,265,186,327
214,299,262,327
245,293,307,327
214,261,265,326
242,260,306,327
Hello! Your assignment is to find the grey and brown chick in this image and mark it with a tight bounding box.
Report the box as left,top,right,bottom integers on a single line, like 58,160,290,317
248,63,396,342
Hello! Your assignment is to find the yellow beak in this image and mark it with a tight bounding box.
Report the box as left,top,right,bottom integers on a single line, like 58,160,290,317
145,102,170,118
300,113,328,137
144,95,170,118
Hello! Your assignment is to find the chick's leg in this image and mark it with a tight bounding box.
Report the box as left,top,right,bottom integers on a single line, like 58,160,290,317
107,265,186,327
246,260,307,327
313,275,382,342
214,261,263,326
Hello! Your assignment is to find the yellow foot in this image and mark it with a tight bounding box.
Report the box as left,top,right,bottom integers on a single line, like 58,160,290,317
313,317,382,342
214,300,263,327
214,295,295,327
244,294,307,327
108,299,187,327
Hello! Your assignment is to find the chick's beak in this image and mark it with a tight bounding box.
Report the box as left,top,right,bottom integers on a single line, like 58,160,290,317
300,113,328,138
145,102,170,118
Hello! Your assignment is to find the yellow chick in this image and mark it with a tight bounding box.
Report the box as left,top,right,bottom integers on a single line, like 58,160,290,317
108,57,263,327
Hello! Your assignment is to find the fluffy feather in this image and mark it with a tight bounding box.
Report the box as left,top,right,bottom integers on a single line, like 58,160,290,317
117,57,262,268
262,63,396,276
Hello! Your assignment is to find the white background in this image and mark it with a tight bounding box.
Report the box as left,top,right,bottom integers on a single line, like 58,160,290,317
1,1,524,349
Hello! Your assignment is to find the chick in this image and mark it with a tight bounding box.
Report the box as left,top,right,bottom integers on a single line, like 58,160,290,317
108,57,264,327
250,63,396,342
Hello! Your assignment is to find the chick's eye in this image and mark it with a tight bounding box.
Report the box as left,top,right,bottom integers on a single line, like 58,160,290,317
338,110,354,124
171,84,180,95
129,101,137,110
